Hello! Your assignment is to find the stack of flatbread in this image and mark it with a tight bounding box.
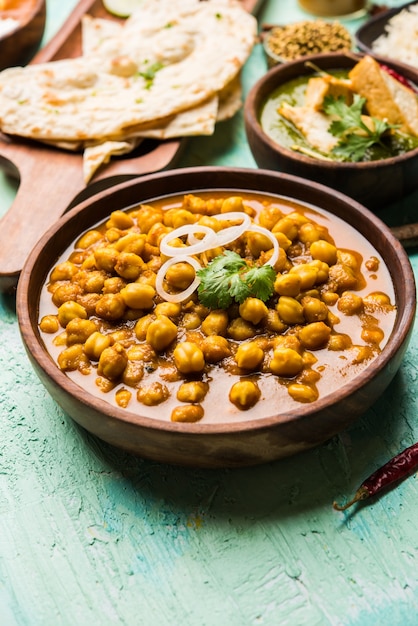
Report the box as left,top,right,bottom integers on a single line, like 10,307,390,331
0,0,257,182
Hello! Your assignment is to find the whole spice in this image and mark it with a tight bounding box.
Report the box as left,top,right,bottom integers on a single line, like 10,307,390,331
333,442,418,510
264,20,352,65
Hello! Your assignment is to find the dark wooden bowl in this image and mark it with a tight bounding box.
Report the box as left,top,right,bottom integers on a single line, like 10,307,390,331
16,167,416,467
355,1,418,62
0,0,46,70
244,52,418,210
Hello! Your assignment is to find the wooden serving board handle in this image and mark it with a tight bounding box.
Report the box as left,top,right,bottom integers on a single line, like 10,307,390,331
0,134,181,293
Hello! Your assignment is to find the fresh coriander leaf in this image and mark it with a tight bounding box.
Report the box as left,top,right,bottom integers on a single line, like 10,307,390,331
243,264,276,302
229,272,252,303
196,251,276,309
323,95,397,162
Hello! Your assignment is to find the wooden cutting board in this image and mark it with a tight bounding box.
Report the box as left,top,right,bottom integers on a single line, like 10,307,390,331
0,0,264,292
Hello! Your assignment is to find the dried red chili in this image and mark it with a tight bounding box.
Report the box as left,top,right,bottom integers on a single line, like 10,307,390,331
380,64,418,95
333,442,418,511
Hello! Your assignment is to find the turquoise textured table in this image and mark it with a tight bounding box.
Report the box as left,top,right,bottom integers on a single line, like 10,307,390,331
1,2,418,625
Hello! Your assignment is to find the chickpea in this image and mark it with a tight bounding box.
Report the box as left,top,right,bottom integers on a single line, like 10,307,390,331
165,262,196,290
361,326,384,346
76,229,102,249
95,293,126,321
227,317,256,341
201,310,229,336
52,283,82,308
201,335,231,363
106,210,134,230
310,260,329,284
258,205,283,230
65,318,97,345
273,335,302,353
289,264,318,290
288,383,318,403
115,389,132,409
353,345,374,364
229,380,261,410
114,251,144,281
264,309,287,334
298,222,321,245
147,222,170,247
363,292,393,309
137,382,170,406
337,292,364,315
220,196,245,213
272,216,298,241
120,283,155,309
310,240,338,266
39,315,59,334
57,344,90,373
273,231,292,252
103,277,126,294
171,405,204,423
298,321,331,350
337,250,360,272
96,376,116,394
177,381,209,403
234,342,264,370
154,302,182,318
122,360,144,386
247,231,274,258
276,296,305,325
79,270,107,294
173,341,205,374
81,254,97,271
98,344,128,381
328,333,352,351
365,256,380,272
57,300,87,327
94,246,119,273
137,269,157,287
269,348,304,377
113,232,145,255
321,291,339,306
134,314,155,341
328,264,358,292
136,204,164,233
239,298,268,325
182,312,202,330
127,344,156,362
171,209,196,229
301,296,329,323
50,261,79,282
274,273,301,297
84,331,112,360
146,315,178,352
105,227,124,243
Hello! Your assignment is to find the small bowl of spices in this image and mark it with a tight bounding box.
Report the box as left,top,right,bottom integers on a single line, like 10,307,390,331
262,20,352,68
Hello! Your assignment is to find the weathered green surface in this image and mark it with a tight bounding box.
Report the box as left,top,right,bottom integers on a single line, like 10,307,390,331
1,1,418,625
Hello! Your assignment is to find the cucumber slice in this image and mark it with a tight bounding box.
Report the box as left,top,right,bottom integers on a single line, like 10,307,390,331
102,0,143,18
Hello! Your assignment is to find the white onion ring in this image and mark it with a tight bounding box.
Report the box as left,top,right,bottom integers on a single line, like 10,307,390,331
155,255,202,303
212,212,252,247
159,224,217,257
248,224,280,268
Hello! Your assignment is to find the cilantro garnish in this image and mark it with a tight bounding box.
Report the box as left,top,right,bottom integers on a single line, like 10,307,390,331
138,61,164,89
196,251,276,309
323,95,398,162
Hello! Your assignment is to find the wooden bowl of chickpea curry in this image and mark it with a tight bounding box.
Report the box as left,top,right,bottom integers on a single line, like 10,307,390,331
16,167,415,467
244,52,418,210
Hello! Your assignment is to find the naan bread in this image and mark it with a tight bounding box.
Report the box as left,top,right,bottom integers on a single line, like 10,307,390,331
0,0,257,180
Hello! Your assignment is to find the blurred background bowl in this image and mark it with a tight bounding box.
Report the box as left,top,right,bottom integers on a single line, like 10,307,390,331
244,52,418,210
0,0,46,71
262,20,353,68
16,167,416,467
355,1,418,66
